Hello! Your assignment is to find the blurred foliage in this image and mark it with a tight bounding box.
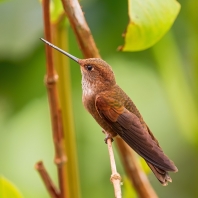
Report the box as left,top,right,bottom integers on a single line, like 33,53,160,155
0,0,198,198
50,0,64,22
123,177,138,198
0,177,23,198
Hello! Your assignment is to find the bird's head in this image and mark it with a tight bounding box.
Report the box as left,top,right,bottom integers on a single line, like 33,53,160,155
41,38,116,90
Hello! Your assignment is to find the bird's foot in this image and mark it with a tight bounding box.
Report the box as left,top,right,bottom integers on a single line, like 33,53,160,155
103,131,114,144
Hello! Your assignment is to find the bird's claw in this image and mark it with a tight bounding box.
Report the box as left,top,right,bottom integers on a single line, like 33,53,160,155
104,133,114,144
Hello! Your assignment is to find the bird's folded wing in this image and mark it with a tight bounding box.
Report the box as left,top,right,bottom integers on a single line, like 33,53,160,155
95,95,177,172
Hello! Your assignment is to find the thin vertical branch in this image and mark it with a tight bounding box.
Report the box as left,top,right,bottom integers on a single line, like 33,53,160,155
42,1,67,198
42,0,54,77
106,138,122,198
61,0,157,197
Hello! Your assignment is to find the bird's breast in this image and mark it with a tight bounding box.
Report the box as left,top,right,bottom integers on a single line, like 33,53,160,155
82,83,116,136
82,87,94,97
82,78,95,97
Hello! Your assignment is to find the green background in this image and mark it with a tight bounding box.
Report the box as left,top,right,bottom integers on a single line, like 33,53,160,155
0,0,198,197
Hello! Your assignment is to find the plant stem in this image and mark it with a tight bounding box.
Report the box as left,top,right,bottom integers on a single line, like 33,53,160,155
106,136,122,198
61,0,100,58
51,20,81,198
42,1,67,198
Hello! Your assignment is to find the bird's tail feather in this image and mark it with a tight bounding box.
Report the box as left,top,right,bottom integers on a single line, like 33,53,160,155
147,162,172,186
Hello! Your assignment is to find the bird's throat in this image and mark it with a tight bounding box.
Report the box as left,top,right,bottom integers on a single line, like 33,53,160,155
82,78,95,97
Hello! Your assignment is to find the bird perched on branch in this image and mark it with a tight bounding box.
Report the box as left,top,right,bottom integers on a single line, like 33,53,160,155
41,38,178,186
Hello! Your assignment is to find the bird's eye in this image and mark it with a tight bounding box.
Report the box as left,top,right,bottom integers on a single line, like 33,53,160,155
86,65,93,71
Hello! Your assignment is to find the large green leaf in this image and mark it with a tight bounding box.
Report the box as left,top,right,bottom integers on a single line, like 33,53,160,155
120,0,180,51
0,177,23,198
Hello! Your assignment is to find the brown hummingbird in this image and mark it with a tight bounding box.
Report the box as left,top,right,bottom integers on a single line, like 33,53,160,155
41,38,178,186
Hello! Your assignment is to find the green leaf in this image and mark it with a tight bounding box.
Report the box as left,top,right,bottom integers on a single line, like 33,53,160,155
0,177,23,198
120,0,180,51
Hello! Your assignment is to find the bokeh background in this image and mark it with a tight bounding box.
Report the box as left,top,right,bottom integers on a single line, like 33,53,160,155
0,0,198,197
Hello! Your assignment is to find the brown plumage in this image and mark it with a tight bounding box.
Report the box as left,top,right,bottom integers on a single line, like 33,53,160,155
41,39,178,186
80,58,178,186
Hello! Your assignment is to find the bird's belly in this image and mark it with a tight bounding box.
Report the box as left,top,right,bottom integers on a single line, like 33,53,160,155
83,96,117,137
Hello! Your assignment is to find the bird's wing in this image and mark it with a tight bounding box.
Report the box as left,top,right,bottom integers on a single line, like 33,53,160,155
95,95,177,172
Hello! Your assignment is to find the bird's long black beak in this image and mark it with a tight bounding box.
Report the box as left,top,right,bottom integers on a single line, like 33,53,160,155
40,38,79,63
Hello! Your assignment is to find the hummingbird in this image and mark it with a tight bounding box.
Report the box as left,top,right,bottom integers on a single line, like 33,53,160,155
41,38,178,186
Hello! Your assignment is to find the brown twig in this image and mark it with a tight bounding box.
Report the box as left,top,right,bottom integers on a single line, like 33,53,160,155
116,138,158,198
106,137,122,198
61,0,100,58
61,0,158,197
35,161,60,198
42,1,67,198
